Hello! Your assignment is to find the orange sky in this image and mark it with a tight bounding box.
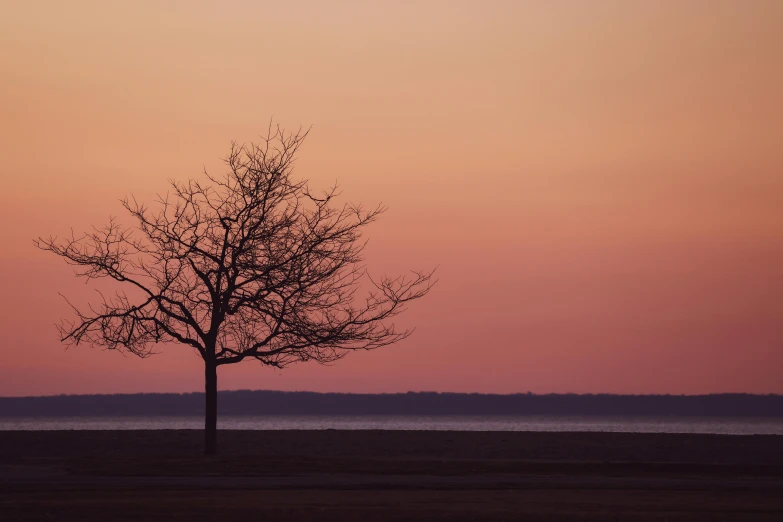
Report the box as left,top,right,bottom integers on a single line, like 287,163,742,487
1,1,782,396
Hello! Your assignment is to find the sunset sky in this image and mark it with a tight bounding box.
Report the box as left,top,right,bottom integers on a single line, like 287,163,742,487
1,0,782,396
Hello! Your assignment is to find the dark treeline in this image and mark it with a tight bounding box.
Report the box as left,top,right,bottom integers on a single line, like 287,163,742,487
1,391,782,418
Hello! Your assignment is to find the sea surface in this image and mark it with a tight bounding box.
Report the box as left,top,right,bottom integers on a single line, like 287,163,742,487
1,415,782,435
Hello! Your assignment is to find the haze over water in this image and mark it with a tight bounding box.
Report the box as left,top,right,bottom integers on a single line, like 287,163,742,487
3,415,782,436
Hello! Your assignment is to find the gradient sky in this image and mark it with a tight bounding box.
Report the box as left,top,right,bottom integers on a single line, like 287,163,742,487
1,0,782,396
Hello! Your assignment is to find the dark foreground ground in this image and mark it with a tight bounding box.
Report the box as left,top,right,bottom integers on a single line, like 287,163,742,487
1,430,782,521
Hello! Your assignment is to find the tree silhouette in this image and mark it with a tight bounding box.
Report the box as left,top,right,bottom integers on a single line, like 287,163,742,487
35,126,435,454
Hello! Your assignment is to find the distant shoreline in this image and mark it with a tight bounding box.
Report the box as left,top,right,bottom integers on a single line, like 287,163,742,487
1,391,781,418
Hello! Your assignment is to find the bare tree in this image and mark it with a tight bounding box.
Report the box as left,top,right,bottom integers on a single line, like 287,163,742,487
35,126,435,454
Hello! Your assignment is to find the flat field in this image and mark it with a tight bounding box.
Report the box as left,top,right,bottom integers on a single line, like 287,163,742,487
1,430,781,521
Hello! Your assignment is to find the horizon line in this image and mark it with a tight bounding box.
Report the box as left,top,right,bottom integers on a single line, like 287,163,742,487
3,390,781,400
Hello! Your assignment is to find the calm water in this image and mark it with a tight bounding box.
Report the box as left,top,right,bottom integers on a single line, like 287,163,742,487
1,415,782,435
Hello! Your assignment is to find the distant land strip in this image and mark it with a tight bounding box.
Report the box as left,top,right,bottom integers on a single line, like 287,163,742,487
1,391,781,418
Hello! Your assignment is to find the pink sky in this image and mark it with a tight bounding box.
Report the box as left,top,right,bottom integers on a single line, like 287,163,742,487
1,1,782,396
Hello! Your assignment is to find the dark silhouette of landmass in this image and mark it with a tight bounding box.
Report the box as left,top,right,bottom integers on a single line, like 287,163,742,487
0,391,781,417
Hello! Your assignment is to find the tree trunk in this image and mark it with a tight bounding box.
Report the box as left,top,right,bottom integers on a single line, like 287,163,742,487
204,361,218,455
